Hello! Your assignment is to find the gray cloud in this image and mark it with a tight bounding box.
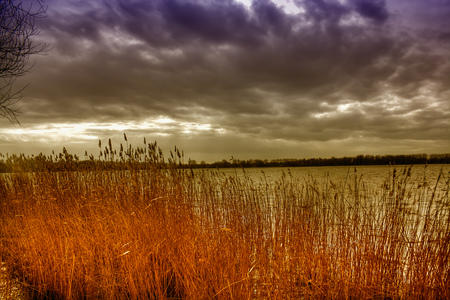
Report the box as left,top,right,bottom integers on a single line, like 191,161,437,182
4,0,449,160
351,0,389,23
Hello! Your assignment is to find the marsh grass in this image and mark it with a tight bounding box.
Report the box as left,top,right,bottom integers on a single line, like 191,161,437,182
1,140,449,299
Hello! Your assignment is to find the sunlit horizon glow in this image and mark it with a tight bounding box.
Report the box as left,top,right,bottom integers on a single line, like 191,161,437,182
0,117,223,141
0,0,449,162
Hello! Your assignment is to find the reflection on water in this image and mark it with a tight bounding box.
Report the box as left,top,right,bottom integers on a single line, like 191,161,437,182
212,164,448,189
197,164,449,203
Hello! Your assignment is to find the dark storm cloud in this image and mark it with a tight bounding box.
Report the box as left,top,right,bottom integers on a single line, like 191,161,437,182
161,0,256,44
351,0,388,23
16,0,450,147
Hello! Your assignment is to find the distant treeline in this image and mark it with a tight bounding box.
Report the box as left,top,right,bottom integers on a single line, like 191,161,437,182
1,150,448,173
192,153,450,169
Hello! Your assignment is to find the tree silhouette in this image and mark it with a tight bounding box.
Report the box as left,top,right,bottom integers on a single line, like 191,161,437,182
0,0,47,123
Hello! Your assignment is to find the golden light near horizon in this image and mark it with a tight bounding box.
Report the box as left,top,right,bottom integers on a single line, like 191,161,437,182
0,116,224,144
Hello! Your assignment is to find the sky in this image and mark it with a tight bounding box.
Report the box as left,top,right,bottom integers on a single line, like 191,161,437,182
0,0,449,162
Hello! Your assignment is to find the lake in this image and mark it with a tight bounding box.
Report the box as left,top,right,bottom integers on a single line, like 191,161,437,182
202,164,449,191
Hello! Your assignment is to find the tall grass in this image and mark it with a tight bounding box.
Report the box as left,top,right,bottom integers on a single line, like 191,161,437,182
1,140,449,299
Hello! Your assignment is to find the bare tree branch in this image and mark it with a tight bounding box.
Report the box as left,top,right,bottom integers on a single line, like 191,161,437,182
0,0,48,123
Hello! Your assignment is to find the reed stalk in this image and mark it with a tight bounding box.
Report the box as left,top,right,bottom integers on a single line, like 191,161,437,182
1,141,449,299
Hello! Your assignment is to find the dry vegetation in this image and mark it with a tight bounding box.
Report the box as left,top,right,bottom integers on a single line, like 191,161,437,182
1,139,449,299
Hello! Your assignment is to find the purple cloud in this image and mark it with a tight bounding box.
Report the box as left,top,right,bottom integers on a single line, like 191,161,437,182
351,0,388,23
3,0,448,160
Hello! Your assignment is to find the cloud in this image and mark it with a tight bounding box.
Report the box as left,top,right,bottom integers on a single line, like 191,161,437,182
351,0,388,23
7,0,449,159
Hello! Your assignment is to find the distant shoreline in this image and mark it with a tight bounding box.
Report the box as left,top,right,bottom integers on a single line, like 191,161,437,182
0,152,448,173
188,153,449,169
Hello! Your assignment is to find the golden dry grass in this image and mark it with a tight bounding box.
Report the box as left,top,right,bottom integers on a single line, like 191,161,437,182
1,141,449,299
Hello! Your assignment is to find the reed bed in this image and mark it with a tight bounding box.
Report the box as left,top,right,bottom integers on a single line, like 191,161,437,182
1,141,449,299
